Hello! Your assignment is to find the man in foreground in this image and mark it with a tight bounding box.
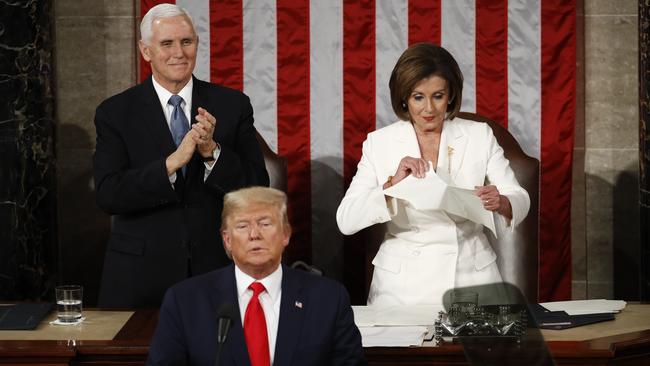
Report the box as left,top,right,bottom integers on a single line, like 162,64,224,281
147,187,366,366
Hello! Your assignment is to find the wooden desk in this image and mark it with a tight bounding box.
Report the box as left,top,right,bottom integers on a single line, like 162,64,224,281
365,304,650,365
0,310,155,365
1,305,649,365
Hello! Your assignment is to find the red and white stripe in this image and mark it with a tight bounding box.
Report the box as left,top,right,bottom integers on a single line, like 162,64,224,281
140,0,575,301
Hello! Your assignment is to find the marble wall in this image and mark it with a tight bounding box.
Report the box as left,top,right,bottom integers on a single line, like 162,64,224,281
54,0,137,306
576,0,640,300
641,0,650,301
0,0,57,301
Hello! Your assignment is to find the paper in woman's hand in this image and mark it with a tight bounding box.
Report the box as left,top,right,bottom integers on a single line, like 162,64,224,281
383,167,496,237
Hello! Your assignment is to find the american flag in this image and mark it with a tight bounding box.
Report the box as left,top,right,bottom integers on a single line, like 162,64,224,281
140,0,576,302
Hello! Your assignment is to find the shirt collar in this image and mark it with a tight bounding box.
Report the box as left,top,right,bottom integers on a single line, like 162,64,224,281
151,76,193,111
235,264,283,302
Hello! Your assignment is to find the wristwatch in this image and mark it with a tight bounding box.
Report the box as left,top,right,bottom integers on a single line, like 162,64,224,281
202,143,220,162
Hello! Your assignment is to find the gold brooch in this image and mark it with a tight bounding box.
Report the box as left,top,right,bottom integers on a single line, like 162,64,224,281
447,146,454,174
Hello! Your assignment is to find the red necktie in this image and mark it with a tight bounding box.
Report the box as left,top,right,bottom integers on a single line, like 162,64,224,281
244,282,270,366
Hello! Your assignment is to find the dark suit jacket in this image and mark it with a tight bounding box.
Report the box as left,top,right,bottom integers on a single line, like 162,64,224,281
93,76,269,308
147,264,366,366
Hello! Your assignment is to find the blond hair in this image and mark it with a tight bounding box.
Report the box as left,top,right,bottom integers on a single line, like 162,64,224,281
221,187,290,232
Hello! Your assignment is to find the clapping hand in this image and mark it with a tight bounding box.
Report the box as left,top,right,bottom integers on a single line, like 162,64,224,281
192,107,218,159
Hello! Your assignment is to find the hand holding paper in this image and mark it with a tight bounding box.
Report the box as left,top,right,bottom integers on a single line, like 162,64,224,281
383,164,497,236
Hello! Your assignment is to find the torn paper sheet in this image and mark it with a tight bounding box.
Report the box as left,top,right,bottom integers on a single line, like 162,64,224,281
383,167,496,237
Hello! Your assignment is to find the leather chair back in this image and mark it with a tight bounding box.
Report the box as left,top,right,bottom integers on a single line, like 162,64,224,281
362,112,540,303
255,131,288,192
457,112,539,303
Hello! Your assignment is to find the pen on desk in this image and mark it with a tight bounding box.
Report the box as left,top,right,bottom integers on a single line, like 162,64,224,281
540,321,573,326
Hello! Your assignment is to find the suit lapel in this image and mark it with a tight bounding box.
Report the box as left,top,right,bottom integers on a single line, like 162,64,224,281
212,265,251,366
183,77,209,186
442,119,469,183
388,121,469,184
390,121,422,172
139,77,177,158
273,266,306,366
190,76,207,126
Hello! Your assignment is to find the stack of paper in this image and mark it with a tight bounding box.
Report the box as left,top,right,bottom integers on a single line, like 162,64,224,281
539,299,627,315
352,305,441,347
358,326,428,347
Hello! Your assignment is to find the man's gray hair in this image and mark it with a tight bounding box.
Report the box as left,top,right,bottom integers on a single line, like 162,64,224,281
140,3,196,45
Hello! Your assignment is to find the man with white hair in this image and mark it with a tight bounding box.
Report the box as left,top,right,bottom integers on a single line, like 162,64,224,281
147,187,366,366
93,3,268,308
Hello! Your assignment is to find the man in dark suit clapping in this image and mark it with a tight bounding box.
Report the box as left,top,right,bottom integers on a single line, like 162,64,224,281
93,3,268,308
147,187,366,366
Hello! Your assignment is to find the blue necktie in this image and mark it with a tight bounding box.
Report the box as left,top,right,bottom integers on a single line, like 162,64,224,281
168,95,190,176
168,95,190,147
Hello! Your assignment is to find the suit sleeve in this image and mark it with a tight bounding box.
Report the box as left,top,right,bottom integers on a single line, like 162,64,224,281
336,135,393,235
483,127,531,228
93,104,179,215
331,284,367,366
204,94,269,193
146,288,189,366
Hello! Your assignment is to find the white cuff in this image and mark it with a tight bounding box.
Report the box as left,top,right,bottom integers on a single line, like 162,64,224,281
203,143,221,181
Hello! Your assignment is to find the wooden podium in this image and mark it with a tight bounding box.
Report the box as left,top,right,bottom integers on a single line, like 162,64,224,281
1,305,650,365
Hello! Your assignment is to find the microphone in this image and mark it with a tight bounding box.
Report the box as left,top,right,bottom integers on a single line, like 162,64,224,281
214,303,237,366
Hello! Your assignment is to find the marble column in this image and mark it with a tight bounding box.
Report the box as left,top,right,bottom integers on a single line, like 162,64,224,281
54,0,137,306
0,0,56,300
640,0,650,302
585,0,639,301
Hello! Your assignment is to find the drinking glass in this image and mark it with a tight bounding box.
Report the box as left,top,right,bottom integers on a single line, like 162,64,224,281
55,285,83,323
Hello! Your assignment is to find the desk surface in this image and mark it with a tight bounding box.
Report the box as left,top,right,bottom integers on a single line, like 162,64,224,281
1,305,649,365
541,304,650,341
0,311,133,341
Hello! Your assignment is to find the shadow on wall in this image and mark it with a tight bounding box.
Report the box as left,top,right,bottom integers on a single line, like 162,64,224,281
56,123,110,307
613,163,640,300
309,158,344,282
306,156,373,304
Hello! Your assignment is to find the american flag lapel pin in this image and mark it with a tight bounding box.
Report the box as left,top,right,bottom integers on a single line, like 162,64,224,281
294,300,303,309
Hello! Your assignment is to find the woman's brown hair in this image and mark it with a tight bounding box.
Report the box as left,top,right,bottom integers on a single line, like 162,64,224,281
389,43,464,121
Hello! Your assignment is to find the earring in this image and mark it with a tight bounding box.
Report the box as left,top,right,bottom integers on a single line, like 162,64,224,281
401,102,407,109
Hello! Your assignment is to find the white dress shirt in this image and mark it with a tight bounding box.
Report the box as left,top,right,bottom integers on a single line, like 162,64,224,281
150,76,219,183
235,265,282,365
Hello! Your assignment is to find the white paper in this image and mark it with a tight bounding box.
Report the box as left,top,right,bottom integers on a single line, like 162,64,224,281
352,306,377,327
352,305,442,327
383,167,496,236
358,326,428,347
539,299,627,315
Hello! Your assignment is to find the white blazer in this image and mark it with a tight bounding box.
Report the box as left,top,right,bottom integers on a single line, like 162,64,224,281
336,118,530,307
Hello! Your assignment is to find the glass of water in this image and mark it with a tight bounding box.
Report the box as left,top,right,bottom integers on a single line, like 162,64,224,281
55,285,83,323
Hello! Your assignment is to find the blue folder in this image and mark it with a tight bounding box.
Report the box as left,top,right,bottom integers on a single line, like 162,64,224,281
529,303,615,330
0,303,54,330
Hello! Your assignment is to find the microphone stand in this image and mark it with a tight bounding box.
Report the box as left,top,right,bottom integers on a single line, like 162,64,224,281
214,316,232,366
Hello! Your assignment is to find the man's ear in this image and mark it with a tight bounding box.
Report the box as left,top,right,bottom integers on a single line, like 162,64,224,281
221,230,231,251
221,230,233,259
138,40,152,62
282,227,291,248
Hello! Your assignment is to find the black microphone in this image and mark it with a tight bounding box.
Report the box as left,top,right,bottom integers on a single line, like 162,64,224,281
214,303,237,366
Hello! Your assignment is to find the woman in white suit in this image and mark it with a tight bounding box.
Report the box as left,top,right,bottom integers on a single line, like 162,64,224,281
336,43,530,307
